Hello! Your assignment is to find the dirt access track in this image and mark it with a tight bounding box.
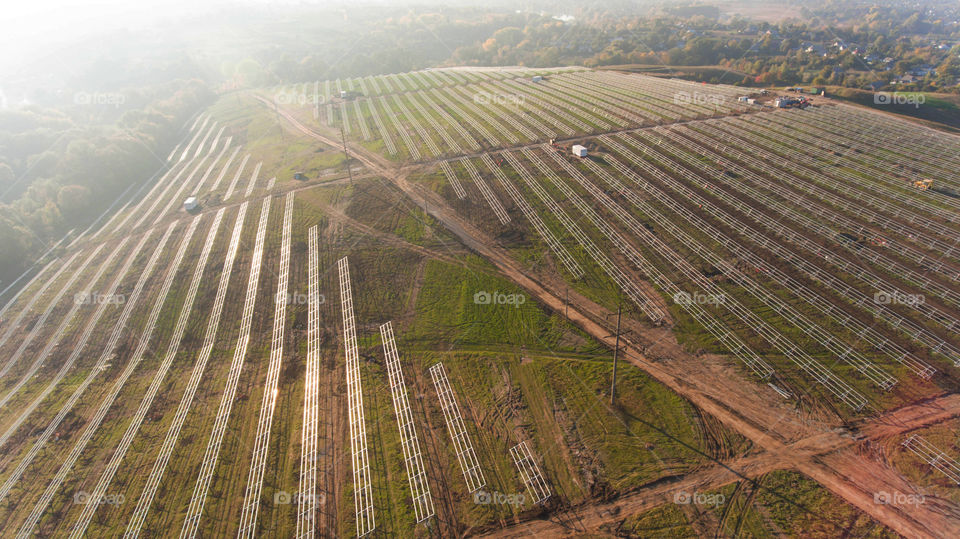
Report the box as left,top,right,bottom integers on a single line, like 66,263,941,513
262,96,960,538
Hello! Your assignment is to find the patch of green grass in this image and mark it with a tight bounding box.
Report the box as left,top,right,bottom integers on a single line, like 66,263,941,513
749,471,897,538
408,258,579,352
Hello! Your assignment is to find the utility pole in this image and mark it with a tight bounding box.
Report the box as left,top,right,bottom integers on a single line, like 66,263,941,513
610,303,622,405
339,104,354,186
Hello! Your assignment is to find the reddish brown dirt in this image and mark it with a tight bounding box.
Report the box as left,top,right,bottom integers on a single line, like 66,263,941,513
859,393,960,441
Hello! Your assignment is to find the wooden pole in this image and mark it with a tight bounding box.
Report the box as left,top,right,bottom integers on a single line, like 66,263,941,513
610,303,621,405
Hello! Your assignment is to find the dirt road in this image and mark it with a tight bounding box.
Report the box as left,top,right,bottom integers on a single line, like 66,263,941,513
477,435,841,538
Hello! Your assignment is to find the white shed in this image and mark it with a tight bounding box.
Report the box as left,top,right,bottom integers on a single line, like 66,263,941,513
571,145,587,158
184,196,199,211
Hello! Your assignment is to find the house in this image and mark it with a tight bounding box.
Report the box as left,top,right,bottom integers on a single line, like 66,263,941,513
571,145,587,158
835,41,860,52
184,196,199,211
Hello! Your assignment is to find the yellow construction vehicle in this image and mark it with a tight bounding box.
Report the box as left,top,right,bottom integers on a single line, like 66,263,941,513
912,178,933,190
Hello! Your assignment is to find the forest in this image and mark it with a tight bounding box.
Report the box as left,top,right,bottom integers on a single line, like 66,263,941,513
0,80,214,287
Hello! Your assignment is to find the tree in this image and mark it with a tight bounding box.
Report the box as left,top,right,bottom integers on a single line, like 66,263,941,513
0,163,14,196
25,151,59,180
491,27,524,48
56,185,91,222
235,58,274,87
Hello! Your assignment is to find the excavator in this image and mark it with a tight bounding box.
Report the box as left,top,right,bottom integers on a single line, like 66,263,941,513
912,178,933,190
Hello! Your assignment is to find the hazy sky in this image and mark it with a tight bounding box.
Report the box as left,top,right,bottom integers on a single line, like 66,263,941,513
0,0,338,74
2,1,200,71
